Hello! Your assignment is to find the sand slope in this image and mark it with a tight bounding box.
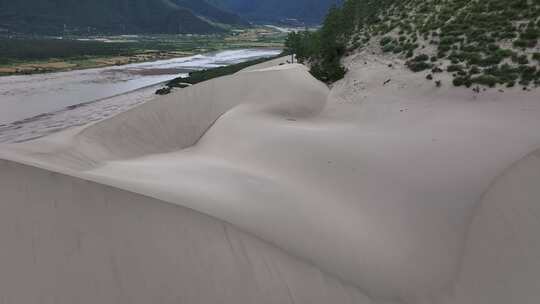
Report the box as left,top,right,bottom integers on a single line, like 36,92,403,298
453,148,540,304
1,54,540,303
0,159,373,304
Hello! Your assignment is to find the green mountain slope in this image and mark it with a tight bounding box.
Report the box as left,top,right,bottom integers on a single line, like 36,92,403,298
287,0,540,86
0,0,246,35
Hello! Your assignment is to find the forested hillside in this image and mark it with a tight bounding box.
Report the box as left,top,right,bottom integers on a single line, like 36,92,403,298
287,0,540,87
0,0,246,35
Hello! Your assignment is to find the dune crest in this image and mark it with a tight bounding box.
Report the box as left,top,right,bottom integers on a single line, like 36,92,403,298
1,55,540,304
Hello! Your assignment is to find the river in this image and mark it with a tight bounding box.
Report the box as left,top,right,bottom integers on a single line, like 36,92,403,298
0,48,281,143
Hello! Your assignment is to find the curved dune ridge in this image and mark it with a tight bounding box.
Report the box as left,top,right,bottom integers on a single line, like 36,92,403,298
1,55,540,304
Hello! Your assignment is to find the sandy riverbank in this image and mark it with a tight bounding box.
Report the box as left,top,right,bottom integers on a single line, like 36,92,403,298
0,53,539,304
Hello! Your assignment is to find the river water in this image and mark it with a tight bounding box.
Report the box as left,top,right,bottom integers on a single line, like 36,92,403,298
0,48,281,143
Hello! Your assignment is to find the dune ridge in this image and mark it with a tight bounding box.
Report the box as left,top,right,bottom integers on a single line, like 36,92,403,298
1,54,540,303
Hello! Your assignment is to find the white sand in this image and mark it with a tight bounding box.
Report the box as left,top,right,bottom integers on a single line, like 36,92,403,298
1,53,539,304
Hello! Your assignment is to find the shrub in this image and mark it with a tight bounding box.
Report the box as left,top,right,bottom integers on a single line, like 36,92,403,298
439,44,452,53
471,75,500,87
519,79,530,86
380,36,394,46
406,49,414,58
521,66,537,82
480,53,505,66
500,31,517,39
487,43,499,52
392,46,403,53
310,60,347,83
413,54,429,61
382,44,396,52
493,64,521,83
495,49,515,58
511,53,529,64
513,39,529,48
406,60,432,72
517,55,529,64
464,52,483,65
453,76,469,87
469,66,481,75
447,64,465,72
514,38,537,48
440,36,458,45
521,28,539,40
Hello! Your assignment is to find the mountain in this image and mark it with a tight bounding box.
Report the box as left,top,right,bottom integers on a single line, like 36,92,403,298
286,0,540,85
208,0,343,24
0,0,340,35
176,0,248,26
0,0,247,35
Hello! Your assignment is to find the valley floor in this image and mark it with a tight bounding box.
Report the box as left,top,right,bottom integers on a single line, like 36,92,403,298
0,28,285,76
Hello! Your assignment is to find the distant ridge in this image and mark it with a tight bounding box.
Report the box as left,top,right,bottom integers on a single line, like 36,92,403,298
176,0,249,27
207,0,344,24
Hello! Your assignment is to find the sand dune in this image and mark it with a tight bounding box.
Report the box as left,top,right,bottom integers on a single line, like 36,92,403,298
0,160,371,304
1,54,540,304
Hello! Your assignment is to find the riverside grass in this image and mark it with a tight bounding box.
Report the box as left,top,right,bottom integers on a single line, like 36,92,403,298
158,54,283,94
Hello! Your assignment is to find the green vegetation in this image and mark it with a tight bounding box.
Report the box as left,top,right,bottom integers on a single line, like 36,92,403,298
285,0,540,87
159,54,282,94
285,1,397,82
0,27,286,75
284,5,350,82
406,54,432,72
0,38,143,65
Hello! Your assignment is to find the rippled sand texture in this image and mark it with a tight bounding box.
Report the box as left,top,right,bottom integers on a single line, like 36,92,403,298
1,55,540,304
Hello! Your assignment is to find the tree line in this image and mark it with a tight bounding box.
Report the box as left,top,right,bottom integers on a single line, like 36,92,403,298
285,0,396,82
